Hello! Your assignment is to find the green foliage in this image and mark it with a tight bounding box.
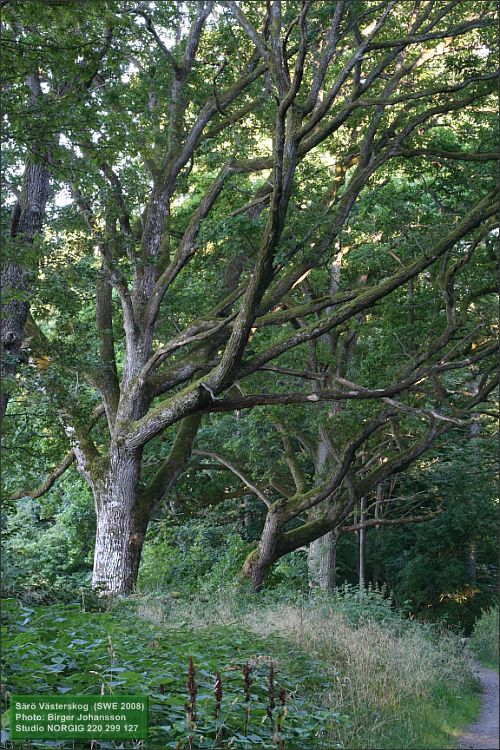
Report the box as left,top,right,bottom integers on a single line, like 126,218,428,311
313,582,399,626
1,483,95,601
364,438,498,632
469,604,499,667
1,4,497,747
128,591,480,750
138,519,252,596
1,599,347,749
1,0,497,634
266,551,309,594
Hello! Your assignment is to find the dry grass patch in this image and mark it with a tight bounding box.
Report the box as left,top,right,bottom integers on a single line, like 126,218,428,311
245,601,477,748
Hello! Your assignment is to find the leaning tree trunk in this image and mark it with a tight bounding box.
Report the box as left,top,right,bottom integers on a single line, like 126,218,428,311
244,511,282,592
91,448,148,595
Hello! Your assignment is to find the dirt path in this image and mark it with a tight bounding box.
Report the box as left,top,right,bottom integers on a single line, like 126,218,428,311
457,664,499,749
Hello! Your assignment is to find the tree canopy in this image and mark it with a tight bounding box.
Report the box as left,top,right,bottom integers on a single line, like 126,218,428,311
1,0,498,597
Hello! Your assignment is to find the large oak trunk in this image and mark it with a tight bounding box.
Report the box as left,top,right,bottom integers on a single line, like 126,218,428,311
91,449,148,595
1,160,50,422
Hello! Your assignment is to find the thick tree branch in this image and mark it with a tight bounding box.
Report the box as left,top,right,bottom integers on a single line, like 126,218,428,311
94,268,120,427
367,16,496,50
273,420,307,494
129,9,180,70
237,194,498,378
142,413,202,513
202,339,498,413
8,449,76,502
223,2,269,61
397,148,499,162
146,163,236,327
123,192,496,449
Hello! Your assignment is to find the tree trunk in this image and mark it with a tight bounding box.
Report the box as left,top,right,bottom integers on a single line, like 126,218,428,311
372,484,383,586
307,438,338,591
306,250,361,593
1,160,50,422
243,495,254,538
91,449,148,595
358,495,367,590
248,512,281,592
307,530,338,592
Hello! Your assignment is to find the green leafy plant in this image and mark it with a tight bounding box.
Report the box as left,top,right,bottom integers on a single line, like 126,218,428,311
1,599,345,749
469,604,499,667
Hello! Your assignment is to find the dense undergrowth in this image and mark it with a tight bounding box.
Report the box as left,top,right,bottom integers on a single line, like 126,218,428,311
469,604,499,668
1,586,482,749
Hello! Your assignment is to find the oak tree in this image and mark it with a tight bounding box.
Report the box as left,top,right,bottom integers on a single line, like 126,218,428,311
2,0,498,594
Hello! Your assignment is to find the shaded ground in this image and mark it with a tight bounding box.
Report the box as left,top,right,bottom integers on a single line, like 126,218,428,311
457,664,499,749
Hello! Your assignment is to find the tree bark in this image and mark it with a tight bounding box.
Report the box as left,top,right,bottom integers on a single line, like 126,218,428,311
88,413,200,595
247,511,282,592
91,448,147,594
308,530,339,592
307,436,339,591
1,159,50,422
358,495,367,590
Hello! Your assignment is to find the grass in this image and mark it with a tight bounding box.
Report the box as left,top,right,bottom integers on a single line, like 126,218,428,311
1,589,484,749
368,683,481,750
413,685,480,749
243,602,480,749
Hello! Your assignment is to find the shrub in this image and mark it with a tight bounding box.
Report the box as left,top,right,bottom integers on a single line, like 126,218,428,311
469,604,499,667
319,582,398,625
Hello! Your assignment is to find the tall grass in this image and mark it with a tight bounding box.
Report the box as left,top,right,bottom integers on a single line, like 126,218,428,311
131,587,480,749
469,604,499,668
244,602,477,748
